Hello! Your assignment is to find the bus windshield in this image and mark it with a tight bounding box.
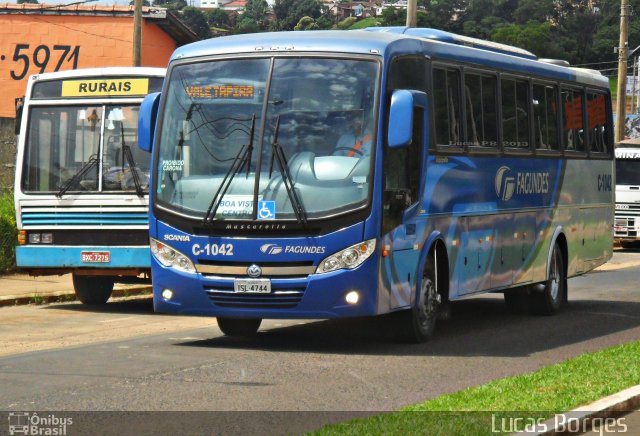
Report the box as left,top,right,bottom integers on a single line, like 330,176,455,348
22,104,149,194
616,158,640,186
156,57,378,221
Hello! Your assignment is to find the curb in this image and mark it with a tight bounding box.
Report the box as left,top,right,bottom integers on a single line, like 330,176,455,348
0,285,152,307
522,385,640,435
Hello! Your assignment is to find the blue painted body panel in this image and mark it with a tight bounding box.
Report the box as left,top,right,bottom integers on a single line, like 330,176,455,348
16,246,151,268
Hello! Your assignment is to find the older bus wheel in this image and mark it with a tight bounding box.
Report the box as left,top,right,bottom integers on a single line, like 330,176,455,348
72,274,114,305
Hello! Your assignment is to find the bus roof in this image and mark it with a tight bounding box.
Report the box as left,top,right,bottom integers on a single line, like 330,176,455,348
169,29,608,89
30,67,166,82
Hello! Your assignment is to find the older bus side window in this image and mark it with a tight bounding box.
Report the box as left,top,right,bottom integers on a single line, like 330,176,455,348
586,91,611,155
561,88,586,152
533,83,560,151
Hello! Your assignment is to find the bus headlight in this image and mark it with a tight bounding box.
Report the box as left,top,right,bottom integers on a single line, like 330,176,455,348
150,238,195,273
316,239,376,274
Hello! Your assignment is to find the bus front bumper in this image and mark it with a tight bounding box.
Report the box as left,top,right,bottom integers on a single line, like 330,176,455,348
16,246,151,269
152,259,380,319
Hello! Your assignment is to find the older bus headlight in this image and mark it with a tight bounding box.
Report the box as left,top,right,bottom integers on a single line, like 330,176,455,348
316,239,376,274
150,238,195,273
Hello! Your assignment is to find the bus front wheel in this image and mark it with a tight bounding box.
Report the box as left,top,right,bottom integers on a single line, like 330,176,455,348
72,274,114,305
531,242,566,315
398,251,439,343
217,317,262,337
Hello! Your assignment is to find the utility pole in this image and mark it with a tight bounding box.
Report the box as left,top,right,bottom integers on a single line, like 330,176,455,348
133,0,142,67
406,0,417,28
615,0,630,143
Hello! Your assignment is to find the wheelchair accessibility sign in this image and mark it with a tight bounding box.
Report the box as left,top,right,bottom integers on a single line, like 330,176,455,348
257,201,276,220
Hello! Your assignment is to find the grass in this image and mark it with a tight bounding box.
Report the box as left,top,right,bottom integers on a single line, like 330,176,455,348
311,341,640,435
348,17,380,30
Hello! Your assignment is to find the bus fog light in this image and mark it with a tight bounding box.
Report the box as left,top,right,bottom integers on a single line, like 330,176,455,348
28,233,41,244
161,289,174,300
41,233,53,244
345,291,360,305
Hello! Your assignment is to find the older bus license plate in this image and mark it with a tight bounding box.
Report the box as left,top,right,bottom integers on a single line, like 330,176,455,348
234,279,271,293
81,251,111,263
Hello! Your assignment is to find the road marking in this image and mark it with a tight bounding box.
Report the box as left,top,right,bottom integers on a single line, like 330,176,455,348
98,317,135,323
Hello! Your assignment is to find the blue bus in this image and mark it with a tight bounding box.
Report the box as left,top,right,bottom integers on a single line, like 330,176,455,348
15,67,165,304
138,28,614,341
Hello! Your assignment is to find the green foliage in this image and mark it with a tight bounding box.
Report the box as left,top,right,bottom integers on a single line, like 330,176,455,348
272,0,323,31
294,16,320,31
17,0,38,3
336,17,357,30
0,191,17,273
348,17,380,30
235,17,261,34
205,8,232,29
241,0,270,30
181,7,212,40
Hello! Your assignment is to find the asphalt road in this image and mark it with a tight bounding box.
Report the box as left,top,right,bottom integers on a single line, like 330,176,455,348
1,250,639,433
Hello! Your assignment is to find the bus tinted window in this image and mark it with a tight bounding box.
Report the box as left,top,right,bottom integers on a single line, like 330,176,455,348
562,88,586,152
586,92,610,154
464,72,498,148
532,83,560,150
433,67,462,147
501,78,530,149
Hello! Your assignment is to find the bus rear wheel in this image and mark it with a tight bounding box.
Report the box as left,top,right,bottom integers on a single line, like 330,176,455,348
217,317,262,337
72,274,114,305
531,242,565,315
398,251,439,343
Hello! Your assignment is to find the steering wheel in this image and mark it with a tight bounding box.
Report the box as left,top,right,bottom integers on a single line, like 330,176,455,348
333,147,364,156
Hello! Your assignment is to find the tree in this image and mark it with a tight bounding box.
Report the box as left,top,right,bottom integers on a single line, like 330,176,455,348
181,6,212,40
294,16,320,30
129,0,151,5
234,17,261,34
205,8,232,29
17,0,39,3
240,0,270,30
272,0,323,31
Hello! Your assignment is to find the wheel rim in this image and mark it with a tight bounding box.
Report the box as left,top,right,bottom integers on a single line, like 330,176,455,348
418,276,437,329
549,249,561,301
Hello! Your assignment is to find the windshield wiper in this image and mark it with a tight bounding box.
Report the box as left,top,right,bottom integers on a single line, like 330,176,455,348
120,123,144,197
268,116,307,225
202,115,256,225
56,155,99,198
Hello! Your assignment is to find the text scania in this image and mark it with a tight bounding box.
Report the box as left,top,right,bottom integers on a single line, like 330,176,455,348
164,234,191,242
516,172,549,195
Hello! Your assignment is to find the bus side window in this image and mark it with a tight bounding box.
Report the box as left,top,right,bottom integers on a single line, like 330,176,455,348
586,92,610,154
533,83,560,151
561,88,585,152
464,72,498,148
502,78,530,149
433,67,462,147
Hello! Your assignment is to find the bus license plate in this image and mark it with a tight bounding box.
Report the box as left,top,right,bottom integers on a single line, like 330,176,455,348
234,279,271,294
81,251,111,263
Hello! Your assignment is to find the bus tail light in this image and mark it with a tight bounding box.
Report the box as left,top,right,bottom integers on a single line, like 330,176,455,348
18,230,27,245
316,239,376,274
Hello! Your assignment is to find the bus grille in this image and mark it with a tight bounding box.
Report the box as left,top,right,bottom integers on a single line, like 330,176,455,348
615,217,637,238
20,204,148,227
205,285,305,309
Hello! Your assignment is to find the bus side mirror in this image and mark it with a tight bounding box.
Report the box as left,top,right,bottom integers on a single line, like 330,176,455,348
387,90,414,148
138,92,161,153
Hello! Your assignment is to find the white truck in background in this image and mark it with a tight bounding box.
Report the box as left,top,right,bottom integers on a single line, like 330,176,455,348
615,147,640,247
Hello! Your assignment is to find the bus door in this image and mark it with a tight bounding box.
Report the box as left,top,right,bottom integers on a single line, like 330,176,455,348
382,104,425,309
